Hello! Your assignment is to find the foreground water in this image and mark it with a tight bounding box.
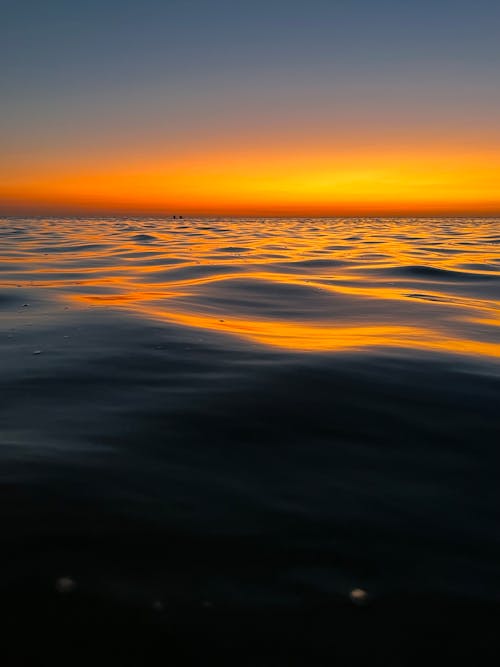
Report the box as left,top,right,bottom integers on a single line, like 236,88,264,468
1,217,499,662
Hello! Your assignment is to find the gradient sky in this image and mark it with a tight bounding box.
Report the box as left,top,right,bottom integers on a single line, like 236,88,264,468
2,0,500,216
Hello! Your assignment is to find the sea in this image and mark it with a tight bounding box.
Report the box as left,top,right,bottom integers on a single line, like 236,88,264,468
0,216,499,664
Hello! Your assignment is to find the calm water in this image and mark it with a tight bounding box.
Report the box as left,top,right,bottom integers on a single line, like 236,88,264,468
1,217,499,661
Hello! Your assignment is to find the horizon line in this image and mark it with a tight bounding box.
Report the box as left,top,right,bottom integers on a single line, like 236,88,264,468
1,211,500,220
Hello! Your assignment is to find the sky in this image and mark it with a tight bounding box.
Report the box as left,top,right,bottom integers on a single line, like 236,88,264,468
1,0,500,216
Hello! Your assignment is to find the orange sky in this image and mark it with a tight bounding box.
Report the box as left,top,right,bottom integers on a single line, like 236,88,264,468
2,1,500,217
2,143,500,217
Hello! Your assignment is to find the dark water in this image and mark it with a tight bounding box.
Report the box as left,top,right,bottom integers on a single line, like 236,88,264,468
1,217,499,663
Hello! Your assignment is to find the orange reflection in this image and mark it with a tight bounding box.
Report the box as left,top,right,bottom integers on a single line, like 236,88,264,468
2,216,498,355
18,216,493,359
130,307,500,357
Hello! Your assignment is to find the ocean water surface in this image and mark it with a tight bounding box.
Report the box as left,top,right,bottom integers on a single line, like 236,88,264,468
1,217,499,662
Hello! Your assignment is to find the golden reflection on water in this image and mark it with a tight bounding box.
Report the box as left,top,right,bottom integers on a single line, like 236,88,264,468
2,217,500,357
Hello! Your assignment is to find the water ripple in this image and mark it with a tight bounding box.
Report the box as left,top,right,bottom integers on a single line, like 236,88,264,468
0,216,499,358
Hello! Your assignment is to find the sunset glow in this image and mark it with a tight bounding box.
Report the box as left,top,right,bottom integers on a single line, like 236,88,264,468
2,1,500,217
3,147,500,216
